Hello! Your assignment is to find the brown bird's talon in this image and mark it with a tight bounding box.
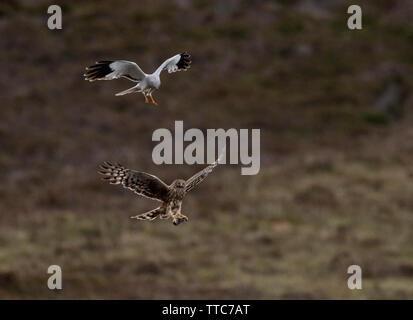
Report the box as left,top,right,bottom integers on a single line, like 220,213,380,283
172,215,188,226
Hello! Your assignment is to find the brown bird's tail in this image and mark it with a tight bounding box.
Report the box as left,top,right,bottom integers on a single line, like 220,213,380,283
131,207,165,221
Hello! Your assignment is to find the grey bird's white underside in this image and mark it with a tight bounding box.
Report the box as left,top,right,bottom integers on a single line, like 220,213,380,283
84,52,191,104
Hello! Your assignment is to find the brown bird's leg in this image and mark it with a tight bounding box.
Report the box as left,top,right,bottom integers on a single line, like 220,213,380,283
144,94,149,104
172,214,188,226
172,217,179,225
172,211,181,226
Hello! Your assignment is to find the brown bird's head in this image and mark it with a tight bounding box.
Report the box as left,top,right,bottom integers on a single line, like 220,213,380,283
171,179,186,189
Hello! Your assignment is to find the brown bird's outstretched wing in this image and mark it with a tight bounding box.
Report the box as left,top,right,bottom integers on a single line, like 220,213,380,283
98,162,170,202
185,151,224,193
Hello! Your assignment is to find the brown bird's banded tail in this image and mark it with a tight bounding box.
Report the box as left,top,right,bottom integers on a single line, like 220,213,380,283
131,207,164,221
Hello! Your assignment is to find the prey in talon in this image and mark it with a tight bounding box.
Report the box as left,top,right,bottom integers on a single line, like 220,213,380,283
98,154,222,226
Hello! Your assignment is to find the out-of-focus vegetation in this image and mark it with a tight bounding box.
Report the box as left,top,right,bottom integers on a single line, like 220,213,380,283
0,0,413,299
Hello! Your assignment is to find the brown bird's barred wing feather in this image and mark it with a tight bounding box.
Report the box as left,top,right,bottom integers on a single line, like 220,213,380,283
185,152,223,193
98,162,170,202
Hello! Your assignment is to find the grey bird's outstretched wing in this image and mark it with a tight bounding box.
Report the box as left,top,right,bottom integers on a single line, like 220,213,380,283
98,162,170,202
154,52,191,76
84,60,146,82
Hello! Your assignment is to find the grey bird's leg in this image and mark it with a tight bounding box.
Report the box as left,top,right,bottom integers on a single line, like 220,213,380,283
148,90,158,106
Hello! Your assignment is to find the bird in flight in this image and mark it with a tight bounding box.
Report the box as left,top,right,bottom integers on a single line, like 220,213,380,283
83,52,191,105
98,154,222,226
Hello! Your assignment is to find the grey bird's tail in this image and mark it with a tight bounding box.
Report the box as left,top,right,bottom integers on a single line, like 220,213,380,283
115,85,140,96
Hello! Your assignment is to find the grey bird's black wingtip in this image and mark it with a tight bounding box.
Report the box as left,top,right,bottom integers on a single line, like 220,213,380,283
84,61,114,81
177,52,191,71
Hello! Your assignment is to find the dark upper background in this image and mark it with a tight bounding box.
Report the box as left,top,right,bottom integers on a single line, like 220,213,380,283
0,0,412,299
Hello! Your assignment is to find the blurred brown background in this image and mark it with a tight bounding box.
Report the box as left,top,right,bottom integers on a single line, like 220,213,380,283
0,0,413,299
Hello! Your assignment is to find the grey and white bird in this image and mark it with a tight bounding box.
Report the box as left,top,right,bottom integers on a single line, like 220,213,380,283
84,52,191,105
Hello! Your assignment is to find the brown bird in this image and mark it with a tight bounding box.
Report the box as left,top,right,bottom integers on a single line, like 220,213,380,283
98,156,222,226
